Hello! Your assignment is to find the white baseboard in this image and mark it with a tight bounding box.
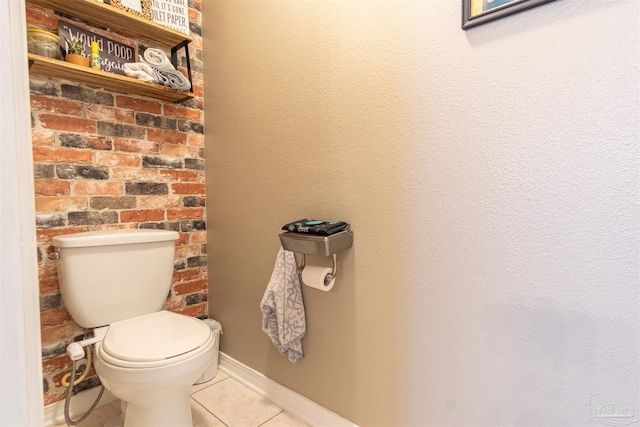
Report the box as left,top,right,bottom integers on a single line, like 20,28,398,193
44,387,117,427
219,352,358,427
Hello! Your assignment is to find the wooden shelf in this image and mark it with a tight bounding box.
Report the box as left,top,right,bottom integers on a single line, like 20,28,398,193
27,0,192,47
29,53,194,103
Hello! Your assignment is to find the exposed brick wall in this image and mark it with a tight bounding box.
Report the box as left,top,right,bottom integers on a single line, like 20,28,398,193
27,0,207,406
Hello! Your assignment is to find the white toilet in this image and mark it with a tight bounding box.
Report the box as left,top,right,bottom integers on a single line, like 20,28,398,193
52,229,215,427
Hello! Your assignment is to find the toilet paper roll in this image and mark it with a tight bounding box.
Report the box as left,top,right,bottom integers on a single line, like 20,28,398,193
301,265,335,291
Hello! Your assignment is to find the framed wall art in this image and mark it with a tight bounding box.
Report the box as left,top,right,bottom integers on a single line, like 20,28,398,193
462,0,556,30
107,0,153,21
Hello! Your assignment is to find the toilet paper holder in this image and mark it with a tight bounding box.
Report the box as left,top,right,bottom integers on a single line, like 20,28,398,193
279,226,353,281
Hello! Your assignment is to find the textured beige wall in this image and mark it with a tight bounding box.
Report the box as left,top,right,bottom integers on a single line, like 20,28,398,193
202,4,415,424
203,1,639,426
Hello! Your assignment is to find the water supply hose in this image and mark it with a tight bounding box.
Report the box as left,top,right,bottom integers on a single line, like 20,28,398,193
64,346,105,426
61,346,92,387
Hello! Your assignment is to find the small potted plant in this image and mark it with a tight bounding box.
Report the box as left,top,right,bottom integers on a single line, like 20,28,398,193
63,36,89,67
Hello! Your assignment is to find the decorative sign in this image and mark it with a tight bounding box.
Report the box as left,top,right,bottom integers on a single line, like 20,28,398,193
152,0,190,35
107,0,153,20
58,20,136,76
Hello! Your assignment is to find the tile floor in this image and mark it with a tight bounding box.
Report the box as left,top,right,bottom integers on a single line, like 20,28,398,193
55,369,311,427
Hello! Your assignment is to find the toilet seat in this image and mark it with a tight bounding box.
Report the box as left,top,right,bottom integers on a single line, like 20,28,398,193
98,311,213,369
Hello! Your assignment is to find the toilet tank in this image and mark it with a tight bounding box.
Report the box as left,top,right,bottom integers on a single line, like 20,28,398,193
52,229,180,328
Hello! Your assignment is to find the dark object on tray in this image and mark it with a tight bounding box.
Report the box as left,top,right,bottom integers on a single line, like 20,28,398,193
282,219,349,236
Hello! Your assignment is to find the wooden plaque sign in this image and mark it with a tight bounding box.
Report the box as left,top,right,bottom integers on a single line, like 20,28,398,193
58,20,137,76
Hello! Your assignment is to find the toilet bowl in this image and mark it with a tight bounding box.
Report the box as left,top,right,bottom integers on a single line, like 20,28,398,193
94,311,215,427
92,311,215,427
51,230,212,427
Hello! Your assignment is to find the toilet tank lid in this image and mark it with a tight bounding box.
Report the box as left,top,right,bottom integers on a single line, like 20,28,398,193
52,229,180,248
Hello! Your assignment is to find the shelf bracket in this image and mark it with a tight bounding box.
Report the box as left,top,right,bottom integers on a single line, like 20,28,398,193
171,39,193,93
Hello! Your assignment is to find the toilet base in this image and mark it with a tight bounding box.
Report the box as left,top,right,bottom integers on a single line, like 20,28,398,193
123,394,192,427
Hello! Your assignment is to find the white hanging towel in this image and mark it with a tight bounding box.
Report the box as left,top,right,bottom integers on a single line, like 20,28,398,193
260,247,306,364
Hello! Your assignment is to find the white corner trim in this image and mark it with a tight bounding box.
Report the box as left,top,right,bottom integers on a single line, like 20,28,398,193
0,0,44,426
219,352,358,427
43,387,116,427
